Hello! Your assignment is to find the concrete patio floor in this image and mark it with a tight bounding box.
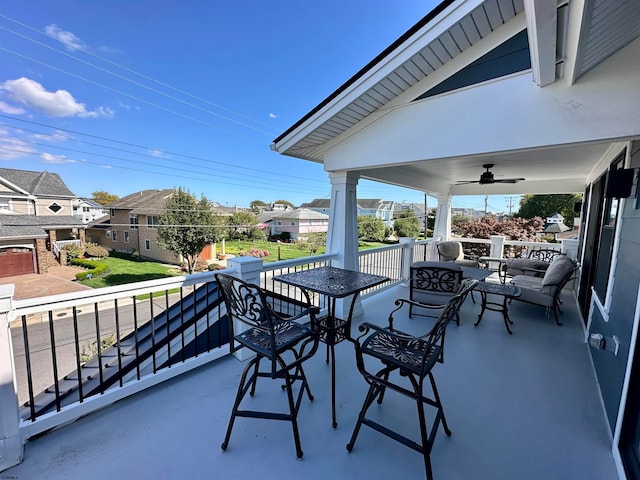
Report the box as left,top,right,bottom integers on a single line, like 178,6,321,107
4,284,617,480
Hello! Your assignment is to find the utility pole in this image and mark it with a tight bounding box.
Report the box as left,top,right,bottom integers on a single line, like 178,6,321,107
484,195,488,216
505,196,518,217
423,193,428,238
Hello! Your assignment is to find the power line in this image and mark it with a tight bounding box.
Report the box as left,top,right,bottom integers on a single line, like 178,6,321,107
0,15,280,135
0,46,264,143
0,118,329,186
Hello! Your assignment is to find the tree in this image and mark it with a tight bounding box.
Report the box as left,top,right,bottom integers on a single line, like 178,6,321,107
393,211,421,238
250,200,267,212
228,212,258,239
92,191,119,205
453,216,545,241
296,232,327,255
157,188,227,273
517,194,582,226
357,215,386,242
273,199,295,209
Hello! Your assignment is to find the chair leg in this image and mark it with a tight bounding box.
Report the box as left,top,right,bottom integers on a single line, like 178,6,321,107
221,355,259,451
250,357,261,397
416,387,434,480
428,372,451,436
346,380,384,452
283,370,305,459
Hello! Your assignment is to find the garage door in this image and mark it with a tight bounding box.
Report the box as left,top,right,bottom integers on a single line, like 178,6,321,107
0,248,35,277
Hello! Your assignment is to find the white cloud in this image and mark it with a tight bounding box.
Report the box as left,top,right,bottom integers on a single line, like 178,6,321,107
45,24,86,51
0,77,113,118
30,130,70,142
0,101,26,115
0,129,35,160
269,113,278,118
148,149,168,158
40,152,76,164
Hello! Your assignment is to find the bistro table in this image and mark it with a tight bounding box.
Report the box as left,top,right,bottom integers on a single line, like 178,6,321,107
273,266,389,428
473,282,521,334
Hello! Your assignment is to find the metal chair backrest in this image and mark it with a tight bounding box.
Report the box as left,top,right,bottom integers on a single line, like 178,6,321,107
215,273,275,354
527,248,564,263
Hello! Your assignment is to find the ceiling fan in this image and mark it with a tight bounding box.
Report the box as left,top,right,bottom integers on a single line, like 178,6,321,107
456,163,525,185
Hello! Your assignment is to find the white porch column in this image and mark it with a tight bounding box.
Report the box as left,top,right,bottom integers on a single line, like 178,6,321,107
0,284,23,472
326,171,362,320
432,194,452,241
399,237,415,284
226,257,263,361
326,171,359,270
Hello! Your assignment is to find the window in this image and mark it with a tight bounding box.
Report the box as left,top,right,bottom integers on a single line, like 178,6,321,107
48,202,62,214
129,215,138,229
0,199,11,212
147,216,159,228
593,153,625,304
106,230,111,238
124,231,129,243
112,230,118,241
145,239,151,250
110,208,115,217
83,206,90,213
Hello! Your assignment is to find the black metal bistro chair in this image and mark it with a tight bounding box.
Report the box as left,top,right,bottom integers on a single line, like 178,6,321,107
409,262,463,324
346,279,477,480
215,273,320,459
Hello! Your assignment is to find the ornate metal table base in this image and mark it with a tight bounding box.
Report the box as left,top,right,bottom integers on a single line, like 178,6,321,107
473,282,521,334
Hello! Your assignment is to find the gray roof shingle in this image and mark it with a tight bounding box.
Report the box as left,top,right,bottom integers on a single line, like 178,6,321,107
0,168,76,197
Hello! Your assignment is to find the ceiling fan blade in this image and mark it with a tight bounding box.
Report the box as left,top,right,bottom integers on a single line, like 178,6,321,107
494,178,526,183
455,180,480,185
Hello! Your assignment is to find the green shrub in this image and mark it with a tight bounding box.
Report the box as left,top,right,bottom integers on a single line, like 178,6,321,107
72,258,109,280
84,242,109,258
63,244,85,258
208,263,226,271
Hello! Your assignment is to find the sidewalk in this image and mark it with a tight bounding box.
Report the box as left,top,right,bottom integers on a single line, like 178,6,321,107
0,265,93,300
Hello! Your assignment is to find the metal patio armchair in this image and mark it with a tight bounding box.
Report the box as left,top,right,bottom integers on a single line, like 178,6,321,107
215,273,320,459
346,279,477,480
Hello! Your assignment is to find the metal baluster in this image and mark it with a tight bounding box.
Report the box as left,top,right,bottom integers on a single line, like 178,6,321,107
180,288,185,362
71,307,84,402
165,291,171,367
150,293,156,374
47,311,61,411
114,299,123,387
193,283,198,357
93,303,104,393
21,315,36,421
132,297,140,380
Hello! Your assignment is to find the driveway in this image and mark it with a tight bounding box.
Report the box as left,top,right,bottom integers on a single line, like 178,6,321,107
0,265,92,300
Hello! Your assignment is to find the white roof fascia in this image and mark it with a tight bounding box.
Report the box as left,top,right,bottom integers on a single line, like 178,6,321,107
524,0,559,87
271,0,487,154
0,177,31,196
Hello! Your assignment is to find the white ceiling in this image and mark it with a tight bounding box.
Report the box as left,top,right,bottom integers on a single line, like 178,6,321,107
357,142,614,196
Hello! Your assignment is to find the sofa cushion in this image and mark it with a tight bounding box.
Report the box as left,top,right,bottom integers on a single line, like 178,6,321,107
541,257,574,287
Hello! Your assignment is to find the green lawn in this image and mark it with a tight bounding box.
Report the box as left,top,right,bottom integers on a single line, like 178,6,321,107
79,256,181,288
78,240,395,288
222,239,389,263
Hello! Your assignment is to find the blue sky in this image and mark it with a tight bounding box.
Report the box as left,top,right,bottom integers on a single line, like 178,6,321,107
0,1,518,214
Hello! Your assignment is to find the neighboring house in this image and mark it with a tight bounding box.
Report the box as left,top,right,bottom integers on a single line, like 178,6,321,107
269,208,329,241
301,198,396,227
88,189,225,265
0,167,86,277
72,198,108,224
271,1,640,476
